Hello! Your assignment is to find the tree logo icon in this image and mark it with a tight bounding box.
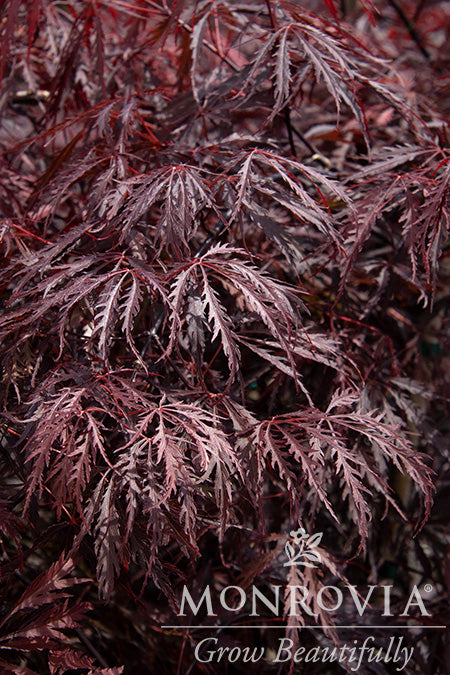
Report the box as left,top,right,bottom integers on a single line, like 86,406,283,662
284,528,323,568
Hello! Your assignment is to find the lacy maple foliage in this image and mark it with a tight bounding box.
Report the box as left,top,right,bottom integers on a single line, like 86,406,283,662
0,0,448,672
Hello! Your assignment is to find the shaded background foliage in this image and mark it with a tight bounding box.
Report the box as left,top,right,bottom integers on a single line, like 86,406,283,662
0,0,448,672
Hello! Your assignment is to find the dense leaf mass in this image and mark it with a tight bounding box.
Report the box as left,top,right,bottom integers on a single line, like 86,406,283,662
0,0,448,672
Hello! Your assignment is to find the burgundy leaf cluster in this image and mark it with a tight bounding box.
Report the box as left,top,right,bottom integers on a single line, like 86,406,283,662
0,0,448,672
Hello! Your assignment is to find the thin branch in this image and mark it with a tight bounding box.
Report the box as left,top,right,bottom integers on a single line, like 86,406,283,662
413,0,428,23
284,108,297,158
386,0,430,60
175,17,240,73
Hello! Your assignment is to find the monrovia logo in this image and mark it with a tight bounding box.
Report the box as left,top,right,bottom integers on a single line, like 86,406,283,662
176,530,431,619
166,530,441,671
177,580,431,619
284,528,322,568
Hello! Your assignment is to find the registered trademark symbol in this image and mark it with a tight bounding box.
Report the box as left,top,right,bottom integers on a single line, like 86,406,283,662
424,584,433,593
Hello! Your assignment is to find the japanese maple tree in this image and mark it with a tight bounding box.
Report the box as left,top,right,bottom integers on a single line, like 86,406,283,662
0,0,448,672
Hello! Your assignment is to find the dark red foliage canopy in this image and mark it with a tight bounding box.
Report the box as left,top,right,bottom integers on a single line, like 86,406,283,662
0,0,448,672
